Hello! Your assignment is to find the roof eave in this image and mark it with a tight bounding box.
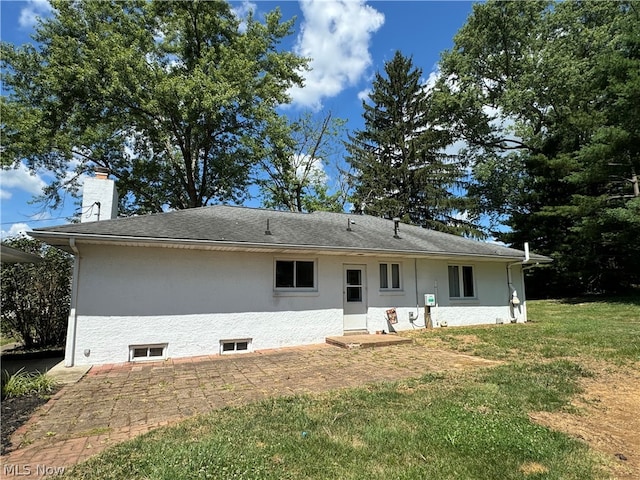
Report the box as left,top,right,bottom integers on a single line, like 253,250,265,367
0,244,44,263
29,230,546,263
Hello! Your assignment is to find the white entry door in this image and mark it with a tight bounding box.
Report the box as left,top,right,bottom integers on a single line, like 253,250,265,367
343,265,367,332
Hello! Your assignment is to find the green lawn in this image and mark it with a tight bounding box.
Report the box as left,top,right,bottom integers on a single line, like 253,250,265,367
0,334,17,347
63,298,639,480
416,297,640,363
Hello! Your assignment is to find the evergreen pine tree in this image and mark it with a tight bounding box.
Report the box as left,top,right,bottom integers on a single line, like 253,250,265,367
346,51,480,237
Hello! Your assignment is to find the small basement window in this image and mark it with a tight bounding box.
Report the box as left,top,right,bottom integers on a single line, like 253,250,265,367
129,344,167,362
220,339,252,355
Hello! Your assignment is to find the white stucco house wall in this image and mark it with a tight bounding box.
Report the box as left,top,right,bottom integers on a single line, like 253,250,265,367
31,177,551,367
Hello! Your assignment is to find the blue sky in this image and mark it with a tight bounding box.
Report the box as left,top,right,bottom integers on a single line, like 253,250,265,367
0,0,475,238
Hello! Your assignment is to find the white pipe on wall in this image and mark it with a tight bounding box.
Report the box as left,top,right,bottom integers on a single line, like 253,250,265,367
506,242,530,321
65,237,80,367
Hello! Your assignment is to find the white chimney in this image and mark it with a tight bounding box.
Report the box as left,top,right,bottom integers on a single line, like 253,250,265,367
81,167,118,222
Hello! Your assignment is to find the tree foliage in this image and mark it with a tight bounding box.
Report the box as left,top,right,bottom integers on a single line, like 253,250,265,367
1,0,306,214
438,0,640,295
1,238,72,348
258,111,348,212
346,51,481,237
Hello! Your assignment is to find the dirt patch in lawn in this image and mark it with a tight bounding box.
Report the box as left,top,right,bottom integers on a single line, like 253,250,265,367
529,363,640,480
410,332,483,350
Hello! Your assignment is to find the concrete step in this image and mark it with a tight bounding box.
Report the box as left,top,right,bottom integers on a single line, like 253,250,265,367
326,334,413,349
342,329,369,336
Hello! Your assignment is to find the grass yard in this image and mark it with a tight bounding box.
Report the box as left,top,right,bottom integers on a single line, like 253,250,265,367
415,296,640,363
62,298,640,480
0,334,17,347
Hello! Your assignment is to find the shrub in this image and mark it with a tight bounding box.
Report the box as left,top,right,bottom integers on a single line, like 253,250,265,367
1,237,72,348
1,368,59,399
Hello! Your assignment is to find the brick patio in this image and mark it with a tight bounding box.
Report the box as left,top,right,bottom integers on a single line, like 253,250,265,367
1,343,499,478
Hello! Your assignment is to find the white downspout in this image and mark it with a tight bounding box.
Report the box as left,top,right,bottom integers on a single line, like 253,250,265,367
521,265,528,323
506,242,529,322
433,280,438,327
521,242,530,322
506,264,518,321
414,258,419,315
65,237,80,367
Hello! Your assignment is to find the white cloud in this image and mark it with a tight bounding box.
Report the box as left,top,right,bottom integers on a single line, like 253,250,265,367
0,164,47,199
452,210,470,222
293,154,326,182
232,0,256,18
422,69,440,92
289,0,384,110
357,88,371,103
444,138,469,159
1,223,32,239
18,0,52,29
426,68,518,158
232,0,257,33
487,236,508,247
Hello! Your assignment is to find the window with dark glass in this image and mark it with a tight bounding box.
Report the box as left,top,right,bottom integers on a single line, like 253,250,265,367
130,344,167,361
380,263,388,289
221,339,252,354
379,263,401,290
346,268,363,302
391,263,400,289
296,261,314,288
448,265,460,297
462,266,474,297
448,265,475,298
275,260,315,289
276,260,295,287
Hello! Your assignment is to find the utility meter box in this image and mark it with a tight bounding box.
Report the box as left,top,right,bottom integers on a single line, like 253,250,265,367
425,293,436,307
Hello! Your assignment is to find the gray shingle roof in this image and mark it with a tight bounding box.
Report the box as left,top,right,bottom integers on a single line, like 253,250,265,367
31,205,551,262
1,244,44,263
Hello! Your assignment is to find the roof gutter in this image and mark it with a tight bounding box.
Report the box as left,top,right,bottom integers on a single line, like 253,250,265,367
30,230,548,263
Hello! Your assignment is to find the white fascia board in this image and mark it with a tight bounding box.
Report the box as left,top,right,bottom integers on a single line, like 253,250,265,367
29,230,536,263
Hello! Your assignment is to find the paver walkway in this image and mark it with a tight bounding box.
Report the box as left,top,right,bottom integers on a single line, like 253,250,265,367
1,343,499,478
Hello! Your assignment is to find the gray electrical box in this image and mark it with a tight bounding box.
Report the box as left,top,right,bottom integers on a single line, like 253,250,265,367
425,293,436,306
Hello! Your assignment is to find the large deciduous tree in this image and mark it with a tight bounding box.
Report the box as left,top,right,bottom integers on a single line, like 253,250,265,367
438,0,640,295
1,0,306,214
257,111,348,212
346,51,481,237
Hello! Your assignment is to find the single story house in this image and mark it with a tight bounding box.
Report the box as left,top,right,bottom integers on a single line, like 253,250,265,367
31,176,551,366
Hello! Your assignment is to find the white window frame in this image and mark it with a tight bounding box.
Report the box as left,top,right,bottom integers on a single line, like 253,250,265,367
220,338,252,355
273,258,318,294
448,264,476,299
129,343,168,362
379,262,403,291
